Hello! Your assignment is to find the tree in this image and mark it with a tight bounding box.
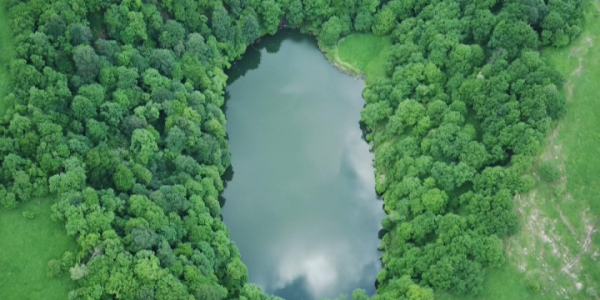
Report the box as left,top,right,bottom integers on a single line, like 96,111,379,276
86,119,110,143
129,227,159,252
488,21,539,59
70,23,93,46
239,14,261,45
361,101,393,128
44,14,67,39
372,7,396,36
114,165,135,191
73,45,101,82
132,164,152,186
71,95,97,120
223,258,248,293
70,264,89,280
160,20,186,49
283,0,305,27
121,115,148,137
17,132,39,158
212,5,234,43
538,162,560,183
406,283,434,300
421,187,447,214
320,16,343,47
186,33,214,63
0,189,17,209
48,159,86,194
260,0,283,35
354,10,375,32
100,102,124,126
352,289,369,300
47,259,63,277
78,84,106,107
304,0,334,27
121,11,148,45
130,129,159,165
150,49,177,77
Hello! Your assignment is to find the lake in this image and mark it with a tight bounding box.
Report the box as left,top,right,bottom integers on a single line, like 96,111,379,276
222,31,384,300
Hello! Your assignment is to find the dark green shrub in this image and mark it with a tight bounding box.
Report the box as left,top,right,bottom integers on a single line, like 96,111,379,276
538,162,561,183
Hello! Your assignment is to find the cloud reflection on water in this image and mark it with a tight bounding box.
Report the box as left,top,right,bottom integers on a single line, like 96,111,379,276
222,31,384,300
259,129,383,300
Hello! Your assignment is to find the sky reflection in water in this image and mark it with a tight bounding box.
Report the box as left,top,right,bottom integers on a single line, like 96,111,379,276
222,32,384,300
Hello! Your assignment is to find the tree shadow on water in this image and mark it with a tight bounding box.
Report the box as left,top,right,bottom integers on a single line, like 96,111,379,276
227,47,262,84
218,165,234,209
272,276,313,300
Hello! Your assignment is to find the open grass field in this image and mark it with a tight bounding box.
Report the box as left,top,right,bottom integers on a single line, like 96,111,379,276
0,0,14,115
0,198,76,300
439,2,600,300
322,33,392,84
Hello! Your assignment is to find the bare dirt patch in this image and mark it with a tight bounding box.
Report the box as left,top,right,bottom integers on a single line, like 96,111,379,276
561,219,600,275
566,36,594,99
510,183,597,297
508,54,599,295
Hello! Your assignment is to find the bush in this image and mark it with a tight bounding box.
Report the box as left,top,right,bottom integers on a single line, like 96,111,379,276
22,210,36,219
47,259,62,277
538,162,561,183
525,271,543,293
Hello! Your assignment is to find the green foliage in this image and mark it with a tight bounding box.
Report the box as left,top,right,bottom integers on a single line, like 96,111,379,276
159,20,186,49
0,0,586,299
321,16,344,47
525,271,543,293
239,14,261,45
113,164,135,191
73,45,101,82
538,162,561,183
260,0,283,35
47,259,62,278
372,8,396,36
69,263,89,281
22,209,36,219
0,0,14,115
357,0,580,296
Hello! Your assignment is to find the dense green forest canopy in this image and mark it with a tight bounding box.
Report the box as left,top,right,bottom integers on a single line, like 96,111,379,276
0,0,585,299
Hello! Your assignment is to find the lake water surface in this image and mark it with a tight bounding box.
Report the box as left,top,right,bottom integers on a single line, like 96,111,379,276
222,31,384,300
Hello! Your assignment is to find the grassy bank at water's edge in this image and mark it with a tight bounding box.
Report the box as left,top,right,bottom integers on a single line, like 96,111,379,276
337,34,391,83
321,34,391,84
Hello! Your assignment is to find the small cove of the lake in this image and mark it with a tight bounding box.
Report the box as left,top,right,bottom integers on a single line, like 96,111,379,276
222,31,384,300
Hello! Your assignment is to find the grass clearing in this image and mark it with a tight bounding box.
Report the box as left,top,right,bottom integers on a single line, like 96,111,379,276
0,198,76,299
321,34,392,84
440,3,600,299
337,34,392,83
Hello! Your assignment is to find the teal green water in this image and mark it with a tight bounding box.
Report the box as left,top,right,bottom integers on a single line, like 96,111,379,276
222,31,384,300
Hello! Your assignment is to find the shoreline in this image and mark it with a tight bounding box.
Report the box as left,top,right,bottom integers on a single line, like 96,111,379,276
317,37,368,83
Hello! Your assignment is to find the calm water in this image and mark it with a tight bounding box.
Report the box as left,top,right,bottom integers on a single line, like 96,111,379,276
222,31,384,300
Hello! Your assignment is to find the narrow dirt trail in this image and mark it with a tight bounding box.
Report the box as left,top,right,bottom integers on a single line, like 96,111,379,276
560,219,599,275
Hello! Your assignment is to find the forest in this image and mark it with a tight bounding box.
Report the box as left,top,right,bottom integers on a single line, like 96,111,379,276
0,0,588,299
